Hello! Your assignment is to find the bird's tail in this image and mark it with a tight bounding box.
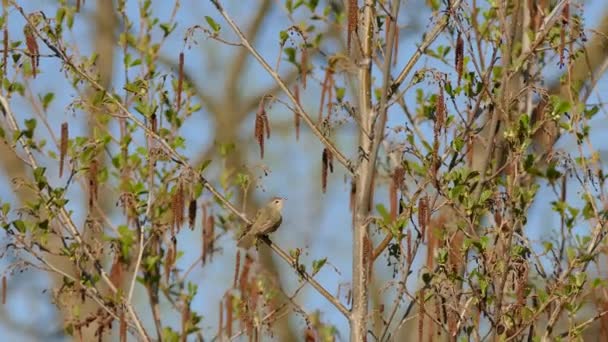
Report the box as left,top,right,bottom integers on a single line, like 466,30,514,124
237,232,255,248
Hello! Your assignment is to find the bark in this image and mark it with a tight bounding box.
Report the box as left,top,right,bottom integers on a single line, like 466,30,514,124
351,1,376,340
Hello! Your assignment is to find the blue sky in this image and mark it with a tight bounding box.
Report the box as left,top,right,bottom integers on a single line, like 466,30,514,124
1,0,608,340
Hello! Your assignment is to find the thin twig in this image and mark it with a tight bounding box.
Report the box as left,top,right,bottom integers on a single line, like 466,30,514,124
0,92,151,341
390,0,464,98
208,0,354,175
16,8,349,320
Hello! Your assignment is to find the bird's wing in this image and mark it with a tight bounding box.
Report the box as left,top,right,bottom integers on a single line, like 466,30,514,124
265,215,282,234
252,207,274,227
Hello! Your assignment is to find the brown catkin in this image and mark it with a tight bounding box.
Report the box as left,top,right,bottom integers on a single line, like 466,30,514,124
426,226,435,270
255,100,266,159
233,250,241,289
394,167,405,189
226,295,233,337
244,286,256,336
119,309,127,342
24,25,39,78
304,328,315,342
530,0,541,31
164,239,176,283
218,298,224,339
172,184,185,232
418,289,425,341
436,87,445,131
347,0,358,50
151,113,157,133
418,196,428,241
88,159,98,209
60,122,68,177
181,304,191,340
206,215,215,263
322,149,329,193
455,32,464,86
301,44,308,89
532,97,547,124
239,254,253,295
177,52,184,113
188,199,197,230
432,297,440,340
389,181,397,221
262,111,270,139
391,167,405,219
326,75,334,121
294,85,301,140
110,256,124,288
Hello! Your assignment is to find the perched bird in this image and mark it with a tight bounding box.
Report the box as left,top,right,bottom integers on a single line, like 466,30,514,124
237,197,285,248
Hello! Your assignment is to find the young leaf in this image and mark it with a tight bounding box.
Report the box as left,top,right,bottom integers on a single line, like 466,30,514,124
204,16,221,33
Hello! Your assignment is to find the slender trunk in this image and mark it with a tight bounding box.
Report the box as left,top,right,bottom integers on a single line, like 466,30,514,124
351,1,375,340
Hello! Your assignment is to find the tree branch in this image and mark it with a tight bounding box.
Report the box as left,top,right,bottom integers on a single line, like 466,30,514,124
208,0,355,175
20,6,349,319
0,93,150,342
389,0,463,98
351,0,376,340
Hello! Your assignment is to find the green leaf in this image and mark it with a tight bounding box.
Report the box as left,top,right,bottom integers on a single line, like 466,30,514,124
307,0,319,11
545,163,562,182
199,159,212,172
160,22,177,37
38,219,49,230
162,327,180,342
23,118,37,138
204,16,221,33
312,258,327,275
284,47,296,63
12,220,26,233
33,167,47,190
118,225,136,258
1,202,10,216
335,87,345,101
66,8,74,28
56,7,66,24
41,92,55,111
279,30,289,45
375,204,390,223
584,105,599,119
451,136,464,151
124,79,148,96
285,0,294,14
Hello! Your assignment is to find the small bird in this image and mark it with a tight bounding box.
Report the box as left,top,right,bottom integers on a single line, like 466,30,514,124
237,197,285,248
